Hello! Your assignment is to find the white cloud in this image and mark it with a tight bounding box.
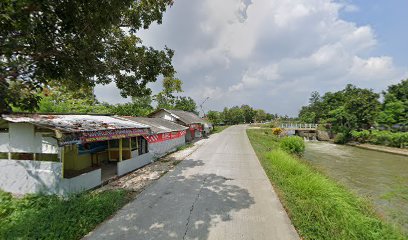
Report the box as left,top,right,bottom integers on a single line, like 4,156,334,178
97,0,408,115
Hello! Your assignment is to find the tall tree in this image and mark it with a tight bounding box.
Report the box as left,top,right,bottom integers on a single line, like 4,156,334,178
241,104,255,123
1,0,175,112
174,96,197,114
377,79,408,127
155,76,183,109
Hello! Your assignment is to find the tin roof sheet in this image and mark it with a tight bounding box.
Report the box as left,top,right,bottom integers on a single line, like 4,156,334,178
123,117,188,134
1,114,149,133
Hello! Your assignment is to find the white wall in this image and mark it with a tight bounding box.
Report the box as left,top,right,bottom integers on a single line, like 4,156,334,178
153,111,177,122
195,130,202,138
117,152,153,176
0,133,9,152
3,123,59,154
9,123,35,153
36,134,58,154
149,137,185,158
60,169,101,194
0,160,63,194
0,159,101,195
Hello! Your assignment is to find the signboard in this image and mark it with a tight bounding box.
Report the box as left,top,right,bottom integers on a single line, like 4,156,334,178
145,130,187,143
59,128,150,146
189,124,203,131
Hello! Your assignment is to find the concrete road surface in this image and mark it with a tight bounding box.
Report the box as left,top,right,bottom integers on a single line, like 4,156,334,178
85,125,299,240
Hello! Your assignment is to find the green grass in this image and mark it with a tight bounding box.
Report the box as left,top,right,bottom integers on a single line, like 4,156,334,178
0,189,131,240
176,142,194,151
246,129,405,240
212,125,230,134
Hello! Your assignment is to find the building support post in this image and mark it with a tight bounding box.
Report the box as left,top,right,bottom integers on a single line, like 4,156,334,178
60,147,65,178
119,138,123,162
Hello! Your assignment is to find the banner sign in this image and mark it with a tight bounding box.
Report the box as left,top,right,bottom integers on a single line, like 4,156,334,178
59,128,150,146
189,124,203,131
145,130,187,143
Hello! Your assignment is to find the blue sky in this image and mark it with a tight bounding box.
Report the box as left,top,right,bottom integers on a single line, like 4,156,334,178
95,0,408,116
340,0,408,65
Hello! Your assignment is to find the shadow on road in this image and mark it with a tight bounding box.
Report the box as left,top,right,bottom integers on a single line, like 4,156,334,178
87,159,255,240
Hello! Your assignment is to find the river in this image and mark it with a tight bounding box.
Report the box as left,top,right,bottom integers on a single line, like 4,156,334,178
304,141,408,233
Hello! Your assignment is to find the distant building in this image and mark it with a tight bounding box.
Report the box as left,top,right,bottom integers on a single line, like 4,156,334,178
148,109,209,141
0,114,153,195
123,117,188,157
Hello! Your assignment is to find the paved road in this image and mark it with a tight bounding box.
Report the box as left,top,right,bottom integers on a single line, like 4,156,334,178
86,125,299,240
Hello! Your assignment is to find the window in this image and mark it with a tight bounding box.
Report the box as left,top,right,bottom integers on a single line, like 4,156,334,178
138,137,149,155
131,137,138,151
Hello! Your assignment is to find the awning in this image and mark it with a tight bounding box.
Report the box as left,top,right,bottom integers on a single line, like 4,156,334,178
59,128,150,146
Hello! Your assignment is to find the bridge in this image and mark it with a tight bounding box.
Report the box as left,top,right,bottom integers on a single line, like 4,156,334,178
279,123,318,130
280,123,318,140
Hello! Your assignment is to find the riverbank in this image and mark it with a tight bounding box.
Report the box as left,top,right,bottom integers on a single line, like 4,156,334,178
347,142,408,156
247,129,405,239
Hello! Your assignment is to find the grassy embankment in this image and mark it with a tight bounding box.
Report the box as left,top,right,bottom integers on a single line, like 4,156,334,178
0,190,131,239
212,125,230,134
246,129,405,240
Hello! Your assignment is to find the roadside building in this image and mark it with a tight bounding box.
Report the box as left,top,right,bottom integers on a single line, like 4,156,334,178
124,117,188,157
148,109,208,141
0,114,153,195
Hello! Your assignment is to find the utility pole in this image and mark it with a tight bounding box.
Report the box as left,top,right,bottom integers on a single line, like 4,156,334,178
199,97,209,117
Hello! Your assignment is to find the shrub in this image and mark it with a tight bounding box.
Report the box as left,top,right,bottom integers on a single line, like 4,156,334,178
350,130,408,148
351,130,370,143
272,128,283,136
279,136,305,155
334,133,348,144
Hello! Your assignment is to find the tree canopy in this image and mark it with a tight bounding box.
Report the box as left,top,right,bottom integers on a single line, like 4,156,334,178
1,0,175,112
298,80,408,133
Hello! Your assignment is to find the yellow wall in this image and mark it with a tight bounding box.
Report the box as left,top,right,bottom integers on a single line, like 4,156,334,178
63,145,92,171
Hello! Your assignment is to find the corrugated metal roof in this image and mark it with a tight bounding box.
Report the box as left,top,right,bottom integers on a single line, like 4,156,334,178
1,114,149,133
123,117,188,134
150,109,206,125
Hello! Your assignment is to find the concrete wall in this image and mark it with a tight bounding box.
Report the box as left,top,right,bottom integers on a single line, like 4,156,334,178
0,123,58,155
117,152,153,176
0,160,63,195
149,136,185,158
0,133,9,152
195,130,202,138
0,159,101,195
61,169,101,194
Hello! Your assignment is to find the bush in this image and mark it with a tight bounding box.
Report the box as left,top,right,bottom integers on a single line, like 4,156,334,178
351,130,370,143
334,133,348,144
352,130,408,148
272,128,283,136
279,136,305,155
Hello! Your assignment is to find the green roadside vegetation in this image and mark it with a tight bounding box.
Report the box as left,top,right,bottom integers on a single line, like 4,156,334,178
212,125,230,134
351,130,408,148
0,190,131,240
176,142,194,151
299,79,407,148
247,129,405,240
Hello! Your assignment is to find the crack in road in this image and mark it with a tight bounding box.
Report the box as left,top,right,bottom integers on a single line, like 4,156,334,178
182,176,209,240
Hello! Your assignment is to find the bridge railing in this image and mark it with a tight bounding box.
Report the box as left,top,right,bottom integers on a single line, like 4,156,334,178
279,123,318,129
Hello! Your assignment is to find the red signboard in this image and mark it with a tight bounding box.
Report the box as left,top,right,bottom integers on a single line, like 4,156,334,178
59,128,150,146
189,124,203,131
145,130,187,143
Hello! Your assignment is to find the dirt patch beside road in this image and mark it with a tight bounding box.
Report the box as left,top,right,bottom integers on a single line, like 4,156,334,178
96,139,206,197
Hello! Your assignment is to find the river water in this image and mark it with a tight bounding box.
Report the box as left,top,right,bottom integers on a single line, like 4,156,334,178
304,141,408,232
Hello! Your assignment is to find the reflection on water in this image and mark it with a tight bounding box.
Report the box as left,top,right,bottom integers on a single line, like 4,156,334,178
304,142,408,232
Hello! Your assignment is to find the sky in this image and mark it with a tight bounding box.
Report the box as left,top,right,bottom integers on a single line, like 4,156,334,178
95,0,408,116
